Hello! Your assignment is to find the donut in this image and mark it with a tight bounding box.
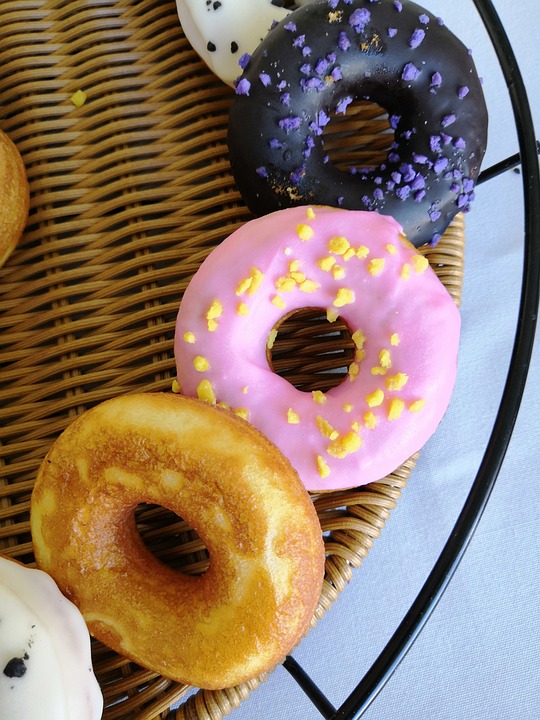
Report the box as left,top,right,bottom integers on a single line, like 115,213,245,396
227,0,488,247
0,555,103,720
0,129,29,267
174,205,460,492
31,392,325,690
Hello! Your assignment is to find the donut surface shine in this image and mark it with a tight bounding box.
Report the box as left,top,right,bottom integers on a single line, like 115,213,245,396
174,206,461,493
0,556,103,720
31,393,324,690
227,0,488,247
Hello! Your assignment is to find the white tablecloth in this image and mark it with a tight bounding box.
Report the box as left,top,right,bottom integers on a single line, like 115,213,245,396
229,1,540,718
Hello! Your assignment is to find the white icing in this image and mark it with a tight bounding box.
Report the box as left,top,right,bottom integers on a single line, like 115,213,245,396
175,0,314,86
0,556,103,720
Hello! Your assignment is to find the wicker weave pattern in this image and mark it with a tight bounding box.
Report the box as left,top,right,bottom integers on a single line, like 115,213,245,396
0,2,464,718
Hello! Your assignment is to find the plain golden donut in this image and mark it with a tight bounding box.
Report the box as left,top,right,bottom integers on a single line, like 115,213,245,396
0,129,29,267
31,392,325,690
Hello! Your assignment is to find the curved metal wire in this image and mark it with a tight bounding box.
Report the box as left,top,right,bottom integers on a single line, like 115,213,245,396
329,0,540,716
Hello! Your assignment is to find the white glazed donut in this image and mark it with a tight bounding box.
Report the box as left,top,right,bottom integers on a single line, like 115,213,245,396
175,0,313,86
174,206,461,493
0,555,103,720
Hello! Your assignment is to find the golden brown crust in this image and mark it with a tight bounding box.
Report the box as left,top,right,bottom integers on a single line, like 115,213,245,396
0,130,29,268
31,393,325,690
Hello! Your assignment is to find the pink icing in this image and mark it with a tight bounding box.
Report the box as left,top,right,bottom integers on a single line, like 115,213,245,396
174,206,460,492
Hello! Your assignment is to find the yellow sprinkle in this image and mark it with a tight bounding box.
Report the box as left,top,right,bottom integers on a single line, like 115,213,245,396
386,372,409,391
70,89,87,107
306,207,316,220
236,276,253,296
297,223,314,241
242,386,249,394
390,333,400,346
248,267,264,295
366,388,384,407
363,411,378,429
333,287,355,307
276,275,296,292
355,348,366,363
206,299,223,320
327,307,339,323
328,235,350,255
368,258,386,276
300,279,320,293
343,247,356,261
316,415,338,440
267,328,278,350
171,378,181,394
197,379,216,404
193,356,210,372
327,431,362,458
379,349,392,368
234,407,250,421
332,265,346,280
183,331,196,344
371,366,387,376
412,254,429,274
317,455,331,479
272,294,286,309
217,401,230,410
289,259,301,272
348,362,360,381
352,329,366,350
356,245,370,259
290,271,306,283
409,399,426,413
388,397,405,420
312,390,327,405
343,402,353,413
318,256,336,272
207,319,218,332
401,263,411,280
287,408,301,424
386,243,397,255
351,420,362,432
237,302,249,316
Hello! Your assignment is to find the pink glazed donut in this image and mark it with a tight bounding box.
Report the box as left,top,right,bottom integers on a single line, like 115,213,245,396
174,206,460,492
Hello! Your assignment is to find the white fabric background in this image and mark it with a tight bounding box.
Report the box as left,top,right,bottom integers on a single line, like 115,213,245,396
227,1,540,718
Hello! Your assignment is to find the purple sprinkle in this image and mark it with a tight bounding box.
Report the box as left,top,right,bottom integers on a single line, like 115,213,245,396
338,32,351,51
463,178,475,193
441,113,456,127
430,233,442,246
400,163,416,182
457,194,468,208
323,154,329,163
430,135,442,152
419,13,429,24
336,96,353,114
457,85,470,99
440,132,452,145
374,176,383,185
277,80,287,91
301,77,325,92
349,8,371,32
284,21,297,32
391,171,402,184
396,185,411,200
269,138,282,149
290,166,304,184
437,17,444,26
412,152,429,165
329,0,339,8
235,78,251,96
453,136,466,149
256,166,267,178
327,52,337,63
402,62,420,81
386,181,396,191
431,71,442,88
238,53,251,70
393,0,403,11
453,169,463,180
316,109,330,127
434,157,449,173
300,63,312,76
331,66,343,81
315,58,329,75
388,151,400,163
429,207,442,221
414,189,426,202
409,28,425,48
280,92,291,106
401,129,413,140
337,196,344,206
411,173,426,190
293,35,306,48
259,73,271,87
450,182,460,193
387,27,398,37
279,116,302,133
302,46,312,57
309,121,323,136
389,114,401,129
373,188,384,200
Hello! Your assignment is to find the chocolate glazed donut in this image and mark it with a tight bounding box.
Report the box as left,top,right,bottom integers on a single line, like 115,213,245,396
227,0,488,246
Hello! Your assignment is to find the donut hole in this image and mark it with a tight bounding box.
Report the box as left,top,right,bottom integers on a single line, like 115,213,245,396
322,99,393,173
267,308,356,392
135,503,210,576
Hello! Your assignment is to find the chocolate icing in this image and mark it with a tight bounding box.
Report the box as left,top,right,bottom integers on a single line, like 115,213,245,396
227,0,488,246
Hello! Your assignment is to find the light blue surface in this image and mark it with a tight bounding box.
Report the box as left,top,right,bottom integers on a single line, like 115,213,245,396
228,1,540,718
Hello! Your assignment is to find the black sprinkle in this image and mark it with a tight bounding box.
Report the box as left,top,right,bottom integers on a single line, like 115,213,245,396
3,653,29,679
231,41,239,54
207,41,217,52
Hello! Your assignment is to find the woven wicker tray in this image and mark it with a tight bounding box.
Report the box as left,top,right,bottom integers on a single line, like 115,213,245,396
0,2,464,718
